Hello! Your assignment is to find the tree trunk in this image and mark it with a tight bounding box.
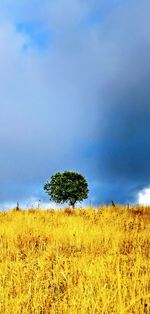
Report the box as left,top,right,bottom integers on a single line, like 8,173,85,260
69,201,75,210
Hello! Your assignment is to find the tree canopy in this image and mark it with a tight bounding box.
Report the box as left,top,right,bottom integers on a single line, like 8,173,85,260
44,171,89,208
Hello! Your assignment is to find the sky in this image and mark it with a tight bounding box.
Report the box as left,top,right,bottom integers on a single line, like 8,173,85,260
0,0,150,209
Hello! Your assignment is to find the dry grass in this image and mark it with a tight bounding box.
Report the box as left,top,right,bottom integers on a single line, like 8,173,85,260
0,206,149,313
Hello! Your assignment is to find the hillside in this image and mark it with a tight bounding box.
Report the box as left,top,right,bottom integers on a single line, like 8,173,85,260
0,206,149,313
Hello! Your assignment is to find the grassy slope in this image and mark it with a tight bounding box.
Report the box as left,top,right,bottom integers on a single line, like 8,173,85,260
0,206,149,313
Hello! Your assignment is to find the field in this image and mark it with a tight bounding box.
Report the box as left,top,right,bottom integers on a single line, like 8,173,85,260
0,206,149,314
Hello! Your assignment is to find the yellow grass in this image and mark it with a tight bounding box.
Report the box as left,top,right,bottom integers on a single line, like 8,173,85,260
0,206,149,313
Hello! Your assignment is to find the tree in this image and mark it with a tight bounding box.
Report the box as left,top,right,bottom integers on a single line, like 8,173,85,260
44,171,89,208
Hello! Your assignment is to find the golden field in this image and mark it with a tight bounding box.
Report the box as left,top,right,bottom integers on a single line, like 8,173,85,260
0,206,149,314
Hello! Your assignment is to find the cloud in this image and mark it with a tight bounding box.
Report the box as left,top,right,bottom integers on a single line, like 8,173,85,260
93,0,150,202
0,199,61,211
138,187,150,205
0,2,102,204
0,0,150,206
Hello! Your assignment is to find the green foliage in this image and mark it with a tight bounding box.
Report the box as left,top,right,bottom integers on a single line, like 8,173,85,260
44,171,89,207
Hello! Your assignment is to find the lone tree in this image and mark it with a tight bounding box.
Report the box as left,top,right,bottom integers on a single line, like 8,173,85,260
44,171,89,208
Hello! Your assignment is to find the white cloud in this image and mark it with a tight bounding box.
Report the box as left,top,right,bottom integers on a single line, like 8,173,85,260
0,198,61,211
138,187,150,205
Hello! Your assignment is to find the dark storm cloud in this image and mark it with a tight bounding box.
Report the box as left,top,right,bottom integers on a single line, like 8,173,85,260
92,0,150,203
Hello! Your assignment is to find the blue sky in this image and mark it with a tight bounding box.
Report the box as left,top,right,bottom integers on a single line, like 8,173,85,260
0,0,150,208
